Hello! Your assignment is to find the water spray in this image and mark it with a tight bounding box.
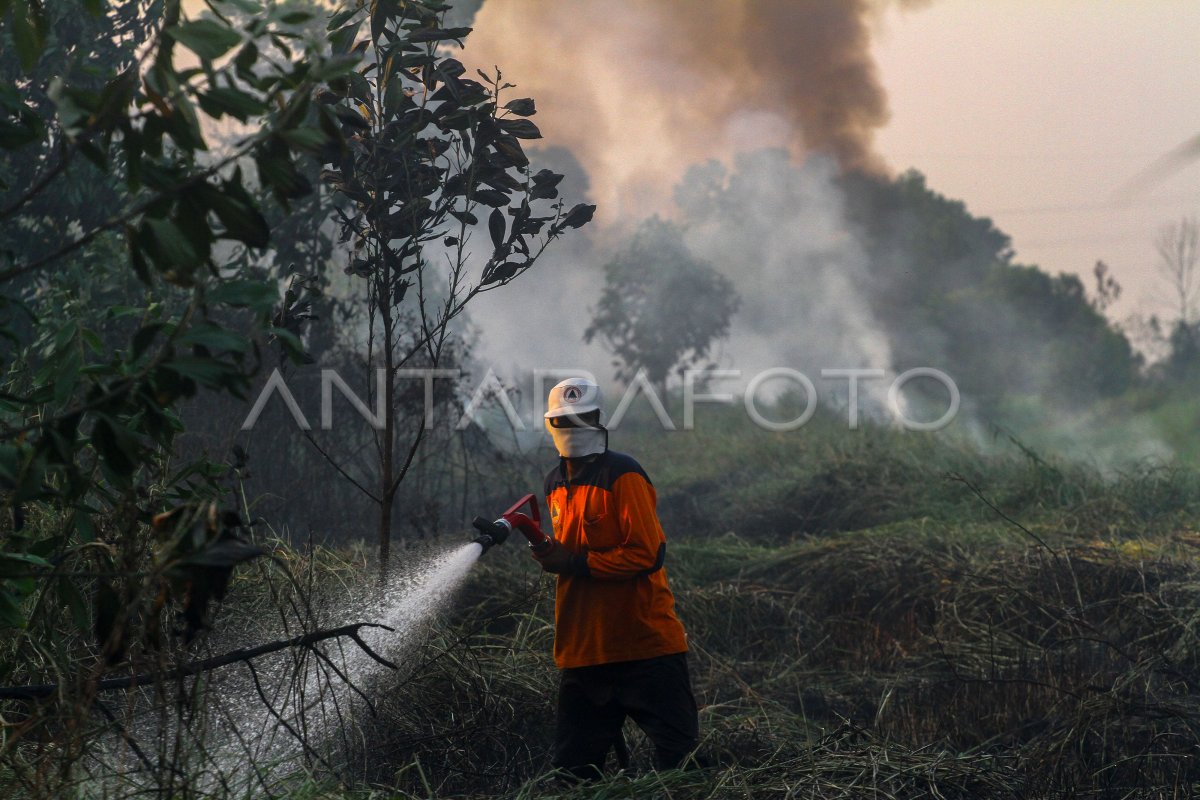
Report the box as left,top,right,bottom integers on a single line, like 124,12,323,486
471,493,552,555
75,495,550,793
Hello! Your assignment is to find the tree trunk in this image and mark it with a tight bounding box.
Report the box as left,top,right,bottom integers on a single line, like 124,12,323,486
378,488,392,581
378,274,395,582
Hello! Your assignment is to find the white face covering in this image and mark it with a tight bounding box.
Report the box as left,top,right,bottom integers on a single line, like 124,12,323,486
548,425,607,458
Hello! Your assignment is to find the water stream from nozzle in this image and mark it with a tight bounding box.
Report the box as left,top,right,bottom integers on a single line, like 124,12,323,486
353,541,484,666
105,541,488,795
237,541,487,779
202,541,489,789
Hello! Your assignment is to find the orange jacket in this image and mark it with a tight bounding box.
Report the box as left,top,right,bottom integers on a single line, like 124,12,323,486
543,450,688,669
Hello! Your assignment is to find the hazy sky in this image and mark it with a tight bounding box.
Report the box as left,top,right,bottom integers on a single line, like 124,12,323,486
872,0,1200,321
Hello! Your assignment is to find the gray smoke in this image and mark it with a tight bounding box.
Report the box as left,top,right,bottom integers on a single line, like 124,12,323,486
452,0,927,407
464,147,898,431
677,150,893,381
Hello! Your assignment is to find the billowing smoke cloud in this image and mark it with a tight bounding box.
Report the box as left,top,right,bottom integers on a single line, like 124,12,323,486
455,0,932,426
445,2,1163,466
462,0,927,219
467,148,900,424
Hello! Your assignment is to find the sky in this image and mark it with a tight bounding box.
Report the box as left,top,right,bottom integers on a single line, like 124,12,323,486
872,0,1200,321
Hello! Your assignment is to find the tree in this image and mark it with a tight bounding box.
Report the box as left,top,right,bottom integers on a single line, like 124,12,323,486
306,1,593,575
836,168,1143,410
1155,215,1199,325
0,0,347,608
1162,318,1200,384
0,0,357,790
585,218,738,399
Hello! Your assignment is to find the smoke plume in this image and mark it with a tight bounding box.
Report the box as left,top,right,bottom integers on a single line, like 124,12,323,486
455,0,935,427
678,150,894,386
463,0,927,219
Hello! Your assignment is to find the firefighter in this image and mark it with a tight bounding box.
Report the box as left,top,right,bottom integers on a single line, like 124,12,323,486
533,377,699,779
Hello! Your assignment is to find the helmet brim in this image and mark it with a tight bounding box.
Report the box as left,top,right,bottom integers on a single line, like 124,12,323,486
544,403,601,420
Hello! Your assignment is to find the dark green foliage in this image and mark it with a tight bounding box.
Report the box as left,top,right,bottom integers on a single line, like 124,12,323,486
842,170,1013,307
585,218,738,392
840,169,1140,411
317,6,591,290
1160,319,1200,384
0,2,351,782
931,264,1140,405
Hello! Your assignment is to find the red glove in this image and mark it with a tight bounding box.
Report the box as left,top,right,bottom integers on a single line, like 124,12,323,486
533,538,589,575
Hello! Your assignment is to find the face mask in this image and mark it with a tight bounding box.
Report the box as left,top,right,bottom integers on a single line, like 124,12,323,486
548,425,607,458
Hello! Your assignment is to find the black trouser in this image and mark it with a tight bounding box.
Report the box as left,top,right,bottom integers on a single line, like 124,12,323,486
553,652,699,780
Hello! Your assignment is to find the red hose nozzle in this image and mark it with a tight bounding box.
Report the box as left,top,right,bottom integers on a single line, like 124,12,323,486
501,511,552,554
472,493,552,556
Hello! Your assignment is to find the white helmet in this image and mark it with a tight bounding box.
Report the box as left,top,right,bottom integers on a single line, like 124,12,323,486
544,378,605,425
545,378,606,457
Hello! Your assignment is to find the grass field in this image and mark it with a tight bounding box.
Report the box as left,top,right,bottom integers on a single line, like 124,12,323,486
6,401,1198,798
270,405,1200,798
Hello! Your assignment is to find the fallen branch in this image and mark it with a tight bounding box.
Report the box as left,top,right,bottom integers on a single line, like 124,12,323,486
0,622,396,701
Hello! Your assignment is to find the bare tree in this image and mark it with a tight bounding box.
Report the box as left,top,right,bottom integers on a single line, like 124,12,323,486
1155,216,1200,324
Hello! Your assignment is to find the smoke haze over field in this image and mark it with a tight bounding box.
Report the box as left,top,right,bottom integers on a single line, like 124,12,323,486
459,0,933,394
449,0,1189,469
677,151,893,384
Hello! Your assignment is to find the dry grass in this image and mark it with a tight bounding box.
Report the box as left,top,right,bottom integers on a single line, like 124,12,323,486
309,417,1200,798
313,521,1200,798
7,411,1200,798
